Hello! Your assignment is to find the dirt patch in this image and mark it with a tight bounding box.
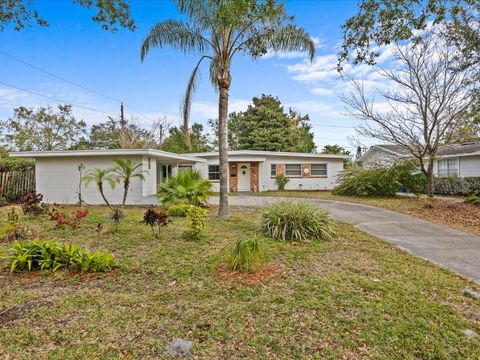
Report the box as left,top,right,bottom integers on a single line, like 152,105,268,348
215,262,282,285
399,200,480,236
0,299,54,326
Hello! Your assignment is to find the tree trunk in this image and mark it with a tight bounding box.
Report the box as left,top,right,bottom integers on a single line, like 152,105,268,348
218,85,229,217
183,121,192,151
98,183,112,210
122,180,129,207
426,159,434,197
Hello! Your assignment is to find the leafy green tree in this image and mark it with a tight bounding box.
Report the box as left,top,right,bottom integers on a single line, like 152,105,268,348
229,95,316,152
111,159,146,206
76,116,155,149
339,0,479,73
82,168,116,209
322,144,351,155
0,0,135,32
210,95,316,152
287,108,316,153
141,0,315,216
161,123,212,154
448,98,480,143
1,105,86,151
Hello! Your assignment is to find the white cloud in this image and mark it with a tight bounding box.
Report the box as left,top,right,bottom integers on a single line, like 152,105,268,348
262,36,323,60
189,99,250,120
311,87,334,96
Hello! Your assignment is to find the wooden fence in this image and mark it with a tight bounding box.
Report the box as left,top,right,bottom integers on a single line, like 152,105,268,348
0,170,35,199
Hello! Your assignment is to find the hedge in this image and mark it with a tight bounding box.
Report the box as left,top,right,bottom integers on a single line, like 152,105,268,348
433,176,480,196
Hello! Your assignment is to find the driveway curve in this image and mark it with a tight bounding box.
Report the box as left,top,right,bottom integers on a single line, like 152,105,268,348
211,195,480,284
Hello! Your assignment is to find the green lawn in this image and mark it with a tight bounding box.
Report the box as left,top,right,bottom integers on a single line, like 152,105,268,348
0,205,479,359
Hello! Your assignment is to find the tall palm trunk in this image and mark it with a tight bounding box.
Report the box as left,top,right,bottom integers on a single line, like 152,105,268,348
218,84,229,217
98,183,112,210
122,180,130,207
183,122,192,151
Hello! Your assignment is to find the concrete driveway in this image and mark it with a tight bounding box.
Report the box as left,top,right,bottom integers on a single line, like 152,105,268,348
211,195,480,284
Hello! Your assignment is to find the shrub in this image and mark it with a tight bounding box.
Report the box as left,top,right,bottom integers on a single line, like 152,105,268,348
184,206,207,241
227,237,265,273
20,190,47,215
0,158,34,172
49,208,89,229
142,208,168,237
464,177,480,196
8,240,115,273
464,194,480,206
275,175,290,191
109,207,124,231
158,169,212,206
333,167,398,197
333,161,426,197
168,204,195,217
260,201,337,242
434,176,480,196
0,207,32,242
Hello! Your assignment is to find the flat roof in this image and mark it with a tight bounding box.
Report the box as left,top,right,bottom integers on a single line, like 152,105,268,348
9,149,206,163
188,150,351,159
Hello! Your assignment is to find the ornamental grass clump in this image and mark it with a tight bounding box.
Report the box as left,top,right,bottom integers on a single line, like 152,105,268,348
227,237,265,273
260,201,337,242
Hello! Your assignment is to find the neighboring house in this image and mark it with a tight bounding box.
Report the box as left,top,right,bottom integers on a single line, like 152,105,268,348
10,149,349,205
358,143,480,178
357,144,411,168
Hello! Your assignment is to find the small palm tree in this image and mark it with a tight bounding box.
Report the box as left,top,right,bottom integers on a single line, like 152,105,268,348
158,169,212,206
82,168,116,209
111,159,146,206
141,0,315,217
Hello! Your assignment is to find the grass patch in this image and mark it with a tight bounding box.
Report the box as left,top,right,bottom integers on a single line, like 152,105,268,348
0,205,479,358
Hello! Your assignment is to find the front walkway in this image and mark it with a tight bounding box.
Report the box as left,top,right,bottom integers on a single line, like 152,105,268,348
211,195,480,284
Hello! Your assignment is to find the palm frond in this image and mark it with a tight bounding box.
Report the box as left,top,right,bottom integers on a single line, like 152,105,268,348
208,55,220,90
181,55,212,147
141,19,210,61
173,0,215,33
264,24,316,61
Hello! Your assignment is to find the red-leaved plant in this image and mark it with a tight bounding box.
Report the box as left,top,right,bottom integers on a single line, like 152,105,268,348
49,208,89,229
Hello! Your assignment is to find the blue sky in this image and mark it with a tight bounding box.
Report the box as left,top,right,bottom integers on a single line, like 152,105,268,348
0,0,373,152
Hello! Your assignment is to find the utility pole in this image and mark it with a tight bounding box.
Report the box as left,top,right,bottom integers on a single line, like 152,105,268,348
120,102,126,130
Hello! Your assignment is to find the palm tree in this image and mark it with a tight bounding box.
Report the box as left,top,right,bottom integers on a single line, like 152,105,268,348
141,0,315,216
111,159,146,206
158,168,212,206
82,168,116,209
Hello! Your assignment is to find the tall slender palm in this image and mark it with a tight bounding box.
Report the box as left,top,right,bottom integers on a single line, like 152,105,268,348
141,0,315,216
82,168,116,209
111,159,146,206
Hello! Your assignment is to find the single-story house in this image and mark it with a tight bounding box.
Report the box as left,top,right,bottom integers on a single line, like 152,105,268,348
191,150,349,193
10,149,349,205
358,143,480,178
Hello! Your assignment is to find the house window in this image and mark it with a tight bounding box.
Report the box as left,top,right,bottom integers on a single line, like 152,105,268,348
179,165,193,172
438,158,459,177
311,163,327,176
271,164,277,177
285,164,301,176
208,165,220,180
